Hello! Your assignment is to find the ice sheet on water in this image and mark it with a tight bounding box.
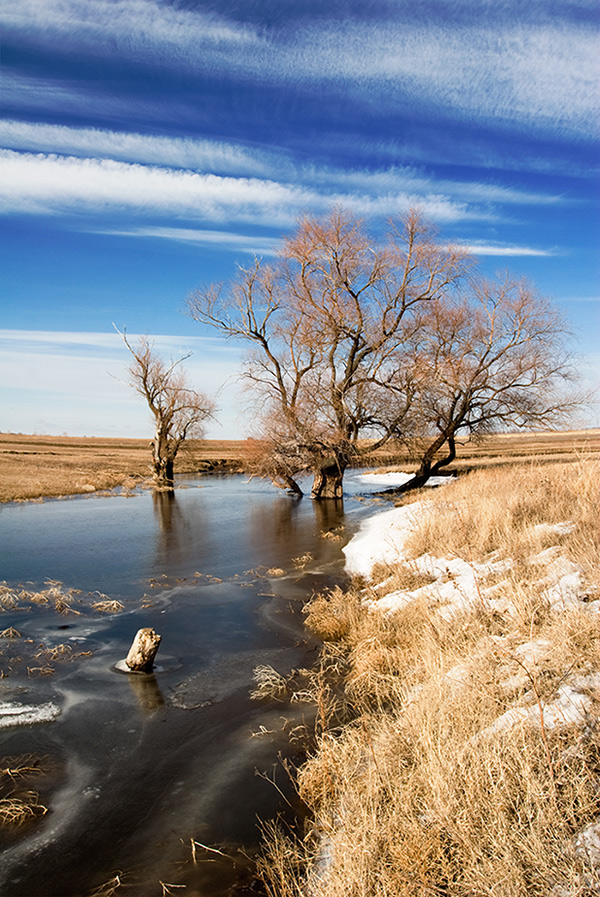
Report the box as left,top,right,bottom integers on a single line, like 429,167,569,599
0,700,61,728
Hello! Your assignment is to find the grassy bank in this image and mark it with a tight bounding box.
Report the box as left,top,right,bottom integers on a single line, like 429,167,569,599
1,429,599,503
258,458,600,896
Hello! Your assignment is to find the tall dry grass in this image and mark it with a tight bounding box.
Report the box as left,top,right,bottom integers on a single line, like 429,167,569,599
258,459,600,897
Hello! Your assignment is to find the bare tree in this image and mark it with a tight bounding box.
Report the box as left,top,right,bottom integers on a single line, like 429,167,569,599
391,272,582,491
117,329,216,488
188,209,470,498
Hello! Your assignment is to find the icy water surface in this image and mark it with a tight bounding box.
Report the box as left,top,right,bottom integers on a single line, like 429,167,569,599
0,474,370,896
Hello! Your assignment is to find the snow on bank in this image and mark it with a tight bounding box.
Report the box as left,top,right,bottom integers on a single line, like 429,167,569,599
343,501,425,578
343,470,452,494
343,498,597,619
342,486,599,747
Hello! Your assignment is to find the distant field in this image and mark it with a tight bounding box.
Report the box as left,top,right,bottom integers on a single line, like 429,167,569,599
0,435,253,502
1,430,599,502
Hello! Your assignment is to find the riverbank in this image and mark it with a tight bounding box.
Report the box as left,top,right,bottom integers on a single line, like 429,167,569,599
0,434,251,502
2,430,599,503
258,457,600,895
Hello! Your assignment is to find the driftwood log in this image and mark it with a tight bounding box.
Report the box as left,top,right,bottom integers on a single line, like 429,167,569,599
126,628,162,672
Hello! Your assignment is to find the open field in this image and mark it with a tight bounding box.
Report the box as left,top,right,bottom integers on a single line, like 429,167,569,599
0,434,254,502
1,429,599,502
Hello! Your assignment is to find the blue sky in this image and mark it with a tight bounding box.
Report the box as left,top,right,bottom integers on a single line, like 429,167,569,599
1,0,598,438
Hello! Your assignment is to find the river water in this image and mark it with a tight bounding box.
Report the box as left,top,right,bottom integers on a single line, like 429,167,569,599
0,474,373,896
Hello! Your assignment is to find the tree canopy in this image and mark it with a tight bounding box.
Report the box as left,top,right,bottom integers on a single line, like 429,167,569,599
188,209,579,498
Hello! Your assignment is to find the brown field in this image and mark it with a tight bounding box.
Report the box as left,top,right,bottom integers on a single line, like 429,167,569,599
0,434,254,503
1,429,599,503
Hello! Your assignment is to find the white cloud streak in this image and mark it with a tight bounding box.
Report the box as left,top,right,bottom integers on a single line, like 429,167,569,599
0,121,562,212
454,241,555,257
0,149,474,225
98,226,280,255
0,120,275,178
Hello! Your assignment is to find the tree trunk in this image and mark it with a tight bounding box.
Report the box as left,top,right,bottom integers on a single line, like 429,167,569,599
126,628,162,672
311,461,346,500
383,434,457,495
151,442,175,488
282,474,303,497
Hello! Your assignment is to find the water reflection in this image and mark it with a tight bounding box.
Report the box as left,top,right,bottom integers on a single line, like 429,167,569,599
247,494,346,558
152,489,178,533
312,497,345,532
125,671,165,714
151,488,208,574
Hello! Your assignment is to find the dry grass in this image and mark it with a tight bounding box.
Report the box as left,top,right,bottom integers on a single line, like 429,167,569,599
0,756,47,828
0,581,125,617
259,459,600,896
251,664,291,701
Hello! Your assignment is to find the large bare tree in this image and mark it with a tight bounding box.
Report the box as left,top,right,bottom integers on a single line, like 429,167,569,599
188,209,470,498
392,273,582,491
118,329,216,488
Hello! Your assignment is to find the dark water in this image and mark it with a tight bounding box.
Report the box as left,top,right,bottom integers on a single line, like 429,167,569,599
0,474,369,897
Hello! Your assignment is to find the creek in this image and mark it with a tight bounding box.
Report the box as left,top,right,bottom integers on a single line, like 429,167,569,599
0,473,374,896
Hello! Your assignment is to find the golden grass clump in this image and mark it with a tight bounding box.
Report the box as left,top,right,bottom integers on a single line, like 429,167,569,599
0,755,47,828
404,458,599,567
251,664,290,702
259,459,600,896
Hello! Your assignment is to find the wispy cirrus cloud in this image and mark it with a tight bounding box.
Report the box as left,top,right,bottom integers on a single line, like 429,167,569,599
454,241,556,257
0,121,563,212
98,226,281,255
0,120,276,178
1,0,259,55
0,150,307,224
2,0,597,139
297,20,598,138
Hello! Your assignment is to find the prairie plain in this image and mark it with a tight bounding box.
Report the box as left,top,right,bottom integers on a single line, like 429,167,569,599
1,429,599,503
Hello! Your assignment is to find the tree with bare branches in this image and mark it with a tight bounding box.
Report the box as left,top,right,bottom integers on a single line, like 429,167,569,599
117,329,216,488
389,273,581,492
188,209,470,498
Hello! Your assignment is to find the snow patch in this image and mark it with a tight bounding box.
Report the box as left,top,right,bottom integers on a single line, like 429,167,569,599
482,673,600,737
343,502,425,578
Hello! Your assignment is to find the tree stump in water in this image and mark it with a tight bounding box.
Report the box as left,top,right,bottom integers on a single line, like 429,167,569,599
126,628,162,672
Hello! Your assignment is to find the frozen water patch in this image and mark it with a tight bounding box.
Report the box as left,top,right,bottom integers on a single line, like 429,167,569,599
0,700,61,728
344,471,453,495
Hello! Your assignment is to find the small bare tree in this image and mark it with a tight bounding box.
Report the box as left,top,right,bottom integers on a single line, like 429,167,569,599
117,329,216,488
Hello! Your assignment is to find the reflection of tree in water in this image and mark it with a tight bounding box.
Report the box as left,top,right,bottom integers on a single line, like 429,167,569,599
247,495,346,568
312,498,344,534
153,490,179,533
151,490,207,572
